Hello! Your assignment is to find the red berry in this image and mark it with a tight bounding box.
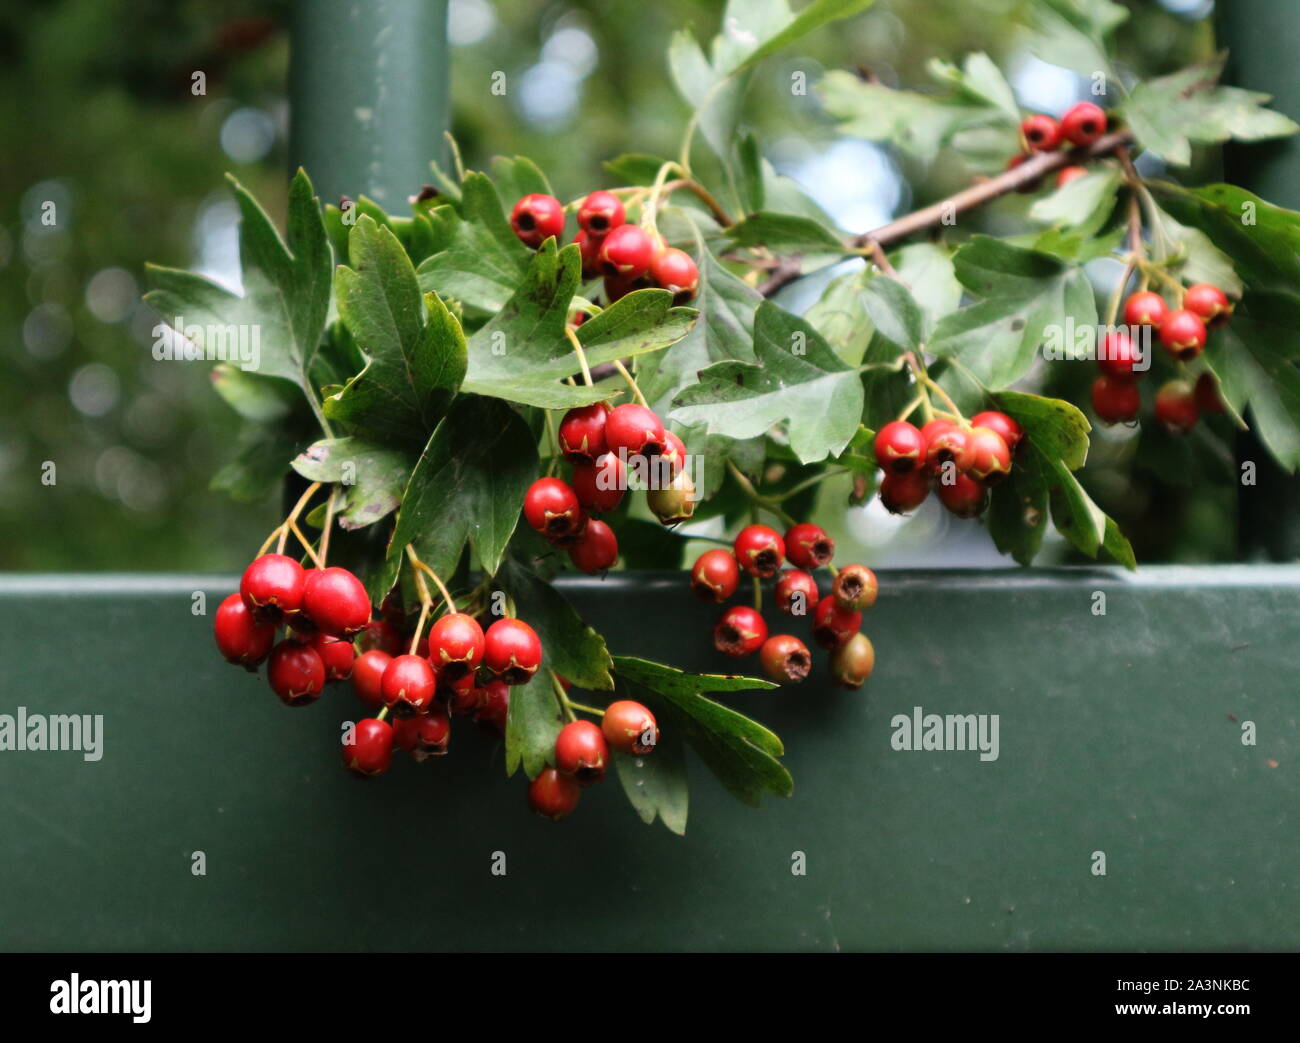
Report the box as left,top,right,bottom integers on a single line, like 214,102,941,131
1158,309,1208,361
1056,165,1088,188
604,403,666,459
1060,102,1107,146
571,452,626,513
475,679,510,733
774,569,819,617
214,592,276,669
568,518,619,574
522,477,587,545
427,612,485,680
812,595,861,650
936,473,988,519
558,403,609,464
733,524,785,578
646,470,697,525
965,427,1013,484
510,193,565,248
358,619,403,656
691,549,740,603
381,654,437,717
575,229,604,277
920,417,957,443
554,720,610,785
528,767,582,820
449,680,487,717
239,553,306,623
311,632,356,681
267,640,326,706
393,708,451,759
661,430,688,477
1123,291,1168,328
351,649,391,709
649,247,699,301
759,634,812,684
1091,375,1141,424
577,190,625,235
1155,379,1200,433
483,618,543,685
1021,114,1061,152
1183,283,1233,328
969,410,1024,451
1097,330,1142,380
830,632,876,689
831,563,878,612
714,605,768,657
303,566,371,636
874,420,926,475
783,522,835,569
598,224,657,278
603,271,644,303
1195,372,1226,415
1006,153,1042,193
924,425,975,474
879,470,930,513
602,700,658,755
343,718,394,777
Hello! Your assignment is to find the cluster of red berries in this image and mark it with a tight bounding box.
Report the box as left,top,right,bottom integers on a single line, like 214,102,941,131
871,410,1024,518
523,402,696,572
510,191,699,305
691,523,876,689
528,697,659,821
1092,283,1233,431
1007,102,1109,192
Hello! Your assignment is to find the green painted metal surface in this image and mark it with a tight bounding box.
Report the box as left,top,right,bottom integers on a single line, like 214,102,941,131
288,0,449,208
0,569,1295,951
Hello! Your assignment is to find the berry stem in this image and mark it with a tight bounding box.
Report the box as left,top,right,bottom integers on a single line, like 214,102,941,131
661,178,735,227
752,575,762,612
274,481,323,555
550,670,577,724
566,699,606,717
376,706,390,723
612,359,650,408
543,410,561,477
1104,257,1136,328
409,600,431,656
404,544,454,608
564,326,595,387
771,468,851,503
319,487,337,565
726,460,798,527
289,519,325,568
258,524,285,558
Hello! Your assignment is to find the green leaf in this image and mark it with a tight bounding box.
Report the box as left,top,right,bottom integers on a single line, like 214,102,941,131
670,300,865,462
495,558,615,691
893,243,961,337
614,732,689,835
819,72,975,164
210,365,297,423
614,519,686,570
602,153,671,186
987,451,1050,566
994,390,1091,470
504,670,563,780
724,0,878,75
327,217,467,447
488,155,553,204
1022,0,1125,79
725,211,844,252
926,52,1020,121
804,272,873,366
291,437,414,530
388,396,537,580
1029,167,1122,231
1048,461,1107,557
860,274,924,353
211,423,311,503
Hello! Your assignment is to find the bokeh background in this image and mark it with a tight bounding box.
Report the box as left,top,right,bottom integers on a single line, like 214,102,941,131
1,0,1226,571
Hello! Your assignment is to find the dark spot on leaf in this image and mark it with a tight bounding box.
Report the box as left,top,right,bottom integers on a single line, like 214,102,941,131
1011,319,1026,332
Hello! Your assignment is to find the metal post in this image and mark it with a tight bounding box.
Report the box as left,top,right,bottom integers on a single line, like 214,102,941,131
289,0,450,208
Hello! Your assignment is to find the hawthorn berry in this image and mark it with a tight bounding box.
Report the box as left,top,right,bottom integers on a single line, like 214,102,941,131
343,718,394,777
381,654,437,717
602,700,658,754
830,632,876,690
965,427,1013,484
240,553,306,623
1056,165,1088,188
426,612,485,680
475,679,510,733
646,470,697,525
660,430,688,477
924,424,974,474
1158,308,1208,361
528,767,582,820
303,566,371,636
571,452,626,513
714,605,768,658
759,634,812,685
510,193,565,247
605,403,666,459
393,708,451,758
831,563,878,613
812,595,861,650
358,619,403,656
267,640,327,706
1097,330,1142,380
937,473,988,519
733,524,785,578
969,410,1023,452
774,569,819,617
558,403,609,464
1021,114,1060,151
1194,372,1226,415
784,522,834,569
603,271,644,303
449,680,487,717
879,470,931,514
568,518,619,574
351,649,391,709
483,618,543,685
577,190,625,235
1123,290,1168,328
576,229,604,277
598,224,657,278
1155,379,1200,433
1183,283,1233,328
1091,375,1141,424
311,632,356,681
554,719,610,785
649,247,699,302
1060,102,1107,146
213,592,276,669
523,477,587,545
690,548,740,603
874,420,926,475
